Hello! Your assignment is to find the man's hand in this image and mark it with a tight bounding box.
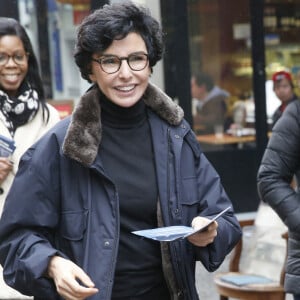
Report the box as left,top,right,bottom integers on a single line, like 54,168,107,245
0,157,13,185
187,216,218,247
48,256,99,300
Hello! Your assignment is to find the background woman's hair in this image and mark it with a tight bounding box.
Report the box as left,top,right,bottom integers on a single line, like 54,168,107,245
0,17,49,122
74,1,164,82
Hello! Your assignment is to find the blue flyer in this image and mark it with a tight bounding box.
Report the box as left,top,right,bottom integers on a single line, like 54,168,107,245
0,135,15,157
132,206,231,242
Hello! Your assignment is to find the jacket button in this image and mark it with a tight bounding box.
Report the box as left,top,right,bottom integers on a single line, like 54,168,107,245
174,134,180,139
177,290,184,299
104,241,110,247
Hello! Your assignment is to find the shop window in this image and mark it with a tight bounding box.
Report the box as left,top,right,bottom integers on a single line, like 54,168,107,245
187,0,255,152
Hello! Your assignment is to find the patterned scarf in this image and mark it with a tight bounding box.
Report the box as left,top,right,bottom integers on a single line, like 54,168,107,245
0,82,39,137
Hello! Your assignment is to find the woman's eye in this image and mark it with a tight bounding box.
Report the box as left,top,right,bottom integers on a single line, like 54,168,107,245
14,54,24,61
130,55,144,62
0,53,7,62
102,57,118,65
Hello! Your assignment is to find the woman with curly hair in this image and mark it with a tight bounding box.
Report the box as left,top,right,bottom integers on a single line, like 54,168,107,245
0,3,241,300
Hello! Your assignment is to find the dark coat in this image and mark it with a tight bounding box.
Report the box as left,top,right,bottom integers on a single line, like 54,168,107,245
271,94,298,127
0,83,241,300
258,99,300,294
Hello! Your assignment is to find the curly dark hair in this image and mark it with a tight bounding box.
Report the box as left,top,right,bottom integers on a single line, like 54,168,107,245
74,1,164,82
0,17,49,122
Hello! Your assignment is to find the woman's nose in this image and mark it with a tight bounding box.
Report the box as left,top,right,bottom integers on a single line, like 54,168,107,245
118,60,132,78
5,57,18,67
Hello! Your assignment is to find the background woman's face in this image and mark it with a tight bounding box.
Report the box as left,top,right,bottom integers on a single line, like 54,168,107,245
273,78,294,103
89,32,151,108
0,35,28,97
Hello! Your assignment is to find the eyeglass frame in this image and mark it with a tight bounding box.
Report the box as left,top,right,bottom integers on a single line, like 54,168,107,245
91,52,149,74
0,52,29,66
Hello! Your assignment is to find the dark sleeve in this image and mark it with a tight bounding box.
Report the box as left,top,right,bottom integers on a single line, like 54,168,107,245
186,132,242,271
0,134,66,298
257,101,300,232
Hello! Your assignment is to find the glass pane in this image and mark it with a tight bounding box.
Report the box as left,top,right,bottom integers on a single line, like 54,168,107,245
187,0,255,152
264,0,300,129
47,1,92,99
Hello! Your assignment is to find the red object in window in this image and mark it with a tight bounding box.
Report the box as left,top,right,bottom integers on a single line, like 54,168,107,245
73,8,90,25
48,100,74,120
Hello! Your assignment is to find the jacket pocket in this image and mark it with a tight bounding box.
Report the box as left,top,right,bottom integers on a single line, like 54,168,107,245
57,210,88,263
60,210,88,240
181,177,200,225
181,177,199,205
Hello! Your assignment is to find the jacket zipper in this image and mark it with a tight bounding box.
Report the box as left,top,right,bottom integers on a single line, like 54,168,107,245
167,128,185,298
106,186,120,300
91,166,120,300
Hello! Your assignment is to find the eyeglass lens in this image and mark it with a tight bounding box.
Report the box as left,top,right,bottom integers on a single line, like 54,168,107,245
0,52,28,66
99,53,148,74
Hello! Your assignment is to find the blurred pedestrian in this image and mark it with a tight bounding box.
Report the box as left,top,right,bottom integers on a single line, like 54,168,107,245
0,3,241,300
191,72,229,134
271,70,298,127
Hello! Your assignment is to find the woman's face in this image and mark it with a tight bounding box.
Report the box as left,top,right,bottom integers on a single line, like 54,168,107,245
89,32,151,108
0,35,28,97
273,78,294,103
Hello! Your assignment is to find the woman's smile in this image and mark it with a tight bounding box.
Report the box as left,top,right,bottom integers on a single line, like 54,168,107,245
114,84,136,93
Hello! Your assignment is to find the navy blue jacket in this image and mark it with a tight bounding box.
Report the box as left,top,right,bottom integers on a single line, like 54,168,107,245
0,84,241,299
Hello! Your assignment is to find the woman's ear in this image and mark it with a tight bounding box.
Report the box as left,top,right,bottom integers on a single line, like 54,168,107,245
89,72,96,83
149,67,153,76
88,63,96,82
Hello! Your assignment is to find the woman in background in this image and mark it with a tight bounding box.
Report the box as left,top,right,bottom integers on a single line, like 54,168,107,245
271,70,298,127
0,17,60,299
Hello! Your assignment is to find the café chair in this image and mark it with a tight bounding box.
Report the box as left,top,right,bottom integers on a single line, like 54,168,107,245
214,219,288,300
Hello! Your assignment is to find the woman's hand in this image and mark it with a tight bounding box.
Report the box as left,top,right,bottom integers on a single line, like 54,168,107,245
48,256,99,300
187,216,218,247
0,157,13,185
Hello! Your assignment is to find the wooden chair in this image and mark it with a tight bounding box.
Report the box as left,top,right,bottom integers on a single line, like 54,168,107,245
214,219,288,300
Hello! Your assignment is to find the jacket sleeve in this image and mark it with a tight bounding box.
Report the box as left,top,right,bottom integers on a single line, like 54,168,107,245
195,153,242,271
257,101,300,233
186,131,242,271
0,133,66,299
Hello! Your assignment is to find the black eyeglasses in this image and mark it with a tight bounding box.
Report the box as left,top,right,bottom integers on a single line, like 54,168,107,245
0,52,29,66
91,52,149,74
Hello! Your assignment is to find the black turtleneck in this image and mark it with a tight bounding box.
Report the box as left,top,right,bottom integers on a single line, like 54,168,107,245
99,96,166,298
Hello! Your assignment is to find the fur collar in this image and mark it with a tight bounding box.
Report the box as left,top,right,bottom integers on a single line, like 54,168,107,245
63,83,184,166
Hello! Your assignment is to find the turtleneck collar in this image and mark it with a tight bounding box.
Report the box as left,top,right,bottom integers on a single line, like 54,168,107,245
100,92,146,129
